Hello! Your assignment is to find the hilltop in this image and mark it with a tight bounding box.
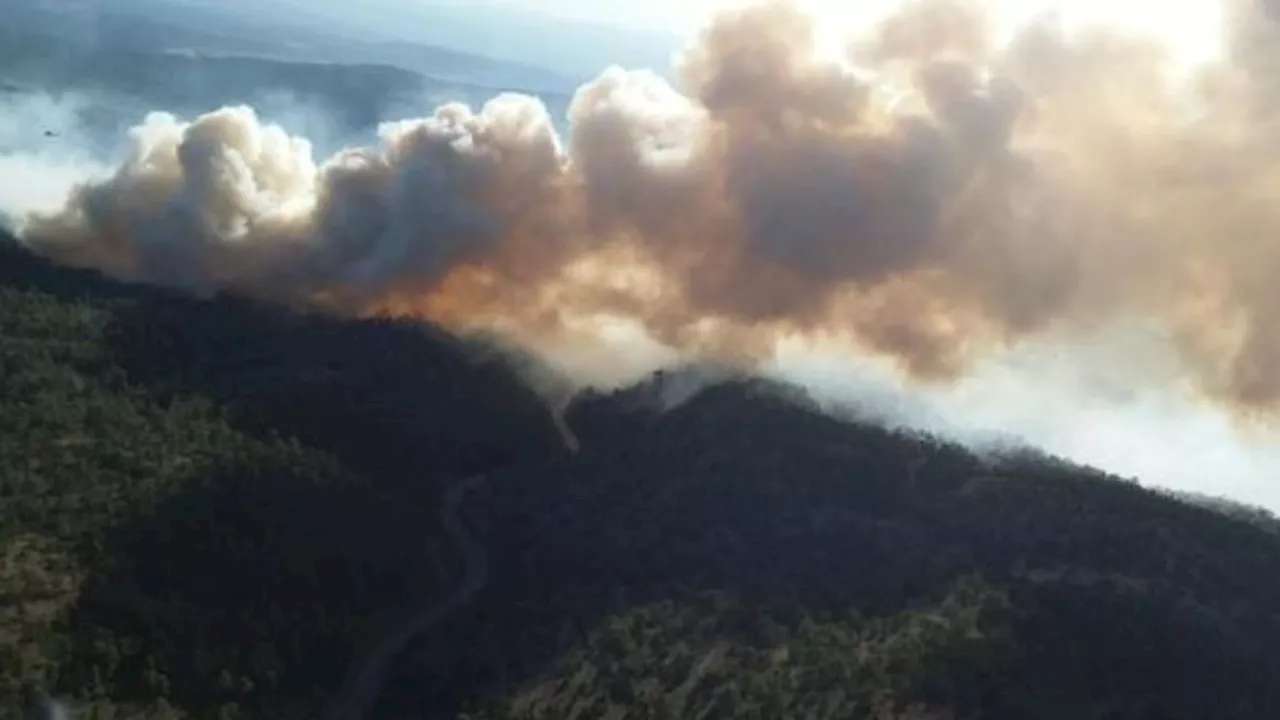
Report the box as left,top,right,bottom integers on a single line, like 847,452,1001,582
0,2,577,149
3,229,1280,719
2,0,577,93
0,25,575,144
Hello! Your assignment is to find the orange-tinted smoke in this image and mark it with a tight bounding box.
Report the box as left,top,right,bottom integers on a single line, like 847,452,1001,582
18,0,1280,412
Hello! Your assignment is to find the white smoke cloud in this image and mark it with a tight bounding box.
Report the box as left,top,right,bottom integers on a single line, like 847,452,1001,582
10,0,1280,513
774,325,1280,511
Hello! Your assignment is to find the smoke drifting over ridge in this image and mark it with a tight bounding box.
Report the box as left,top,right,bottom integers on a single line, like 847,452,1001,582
14,0,1280,418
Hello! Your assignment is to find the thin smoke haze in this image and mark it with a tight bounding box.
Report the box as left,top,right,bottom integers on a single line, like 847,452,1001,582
0,91,114,223
9,0,1280,504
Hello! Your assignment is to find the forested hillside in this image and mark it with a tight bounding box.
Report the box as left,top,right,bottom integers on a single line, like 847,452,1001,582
4,227,1280,720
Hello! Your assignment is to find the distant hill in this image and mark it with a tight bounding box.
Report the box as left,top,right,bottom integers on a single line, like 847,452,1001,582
172,0,684,81
2,0,581,93
0,34,420,132
0,21,576,149
4,228,1280,719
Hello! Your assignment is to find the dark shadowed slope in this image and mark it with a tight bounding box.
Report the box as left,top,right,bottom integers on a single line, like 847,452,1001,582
4,230,1280,719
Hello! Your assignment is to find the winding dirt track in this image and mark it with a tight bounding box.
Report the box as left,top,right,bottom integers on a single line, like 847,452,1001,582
322,402,579,720
323,472,489,720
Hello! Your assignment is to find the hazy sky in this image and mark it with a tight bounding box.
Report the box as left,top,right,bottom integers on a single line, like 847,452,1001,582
495,0,712,32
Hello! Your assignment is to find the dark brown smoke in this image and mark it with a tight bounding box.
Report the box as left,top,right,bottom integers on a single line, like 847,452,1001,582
17,0,1280,412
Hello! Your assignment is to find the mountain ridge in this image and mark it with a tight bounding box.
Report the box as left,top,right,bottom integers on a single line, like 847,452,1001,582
3,230,1280,719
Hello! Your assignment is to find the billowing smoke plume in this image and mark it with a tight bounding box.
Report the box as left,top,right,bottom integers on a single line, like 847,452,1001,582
16,0,1280,416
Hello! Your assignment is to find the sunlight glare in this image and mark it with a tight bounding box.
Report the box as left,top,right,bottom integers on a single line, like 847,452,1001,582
690,0,1225,71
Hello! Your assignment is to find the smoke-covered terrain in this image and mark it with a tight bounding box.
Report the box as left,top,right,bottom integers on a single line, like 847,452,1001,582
11,0,1280,507
0,0,577,163
5,225,1280,719
10,0,1280,716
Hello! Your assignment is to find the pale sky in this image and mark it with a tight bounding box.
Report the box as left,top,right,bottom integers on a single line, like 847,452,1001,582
500,0,714,32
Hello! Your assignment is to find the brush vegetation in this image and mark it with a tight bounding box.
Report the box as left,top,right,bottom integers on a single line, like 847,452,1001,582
3,230,1280,719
